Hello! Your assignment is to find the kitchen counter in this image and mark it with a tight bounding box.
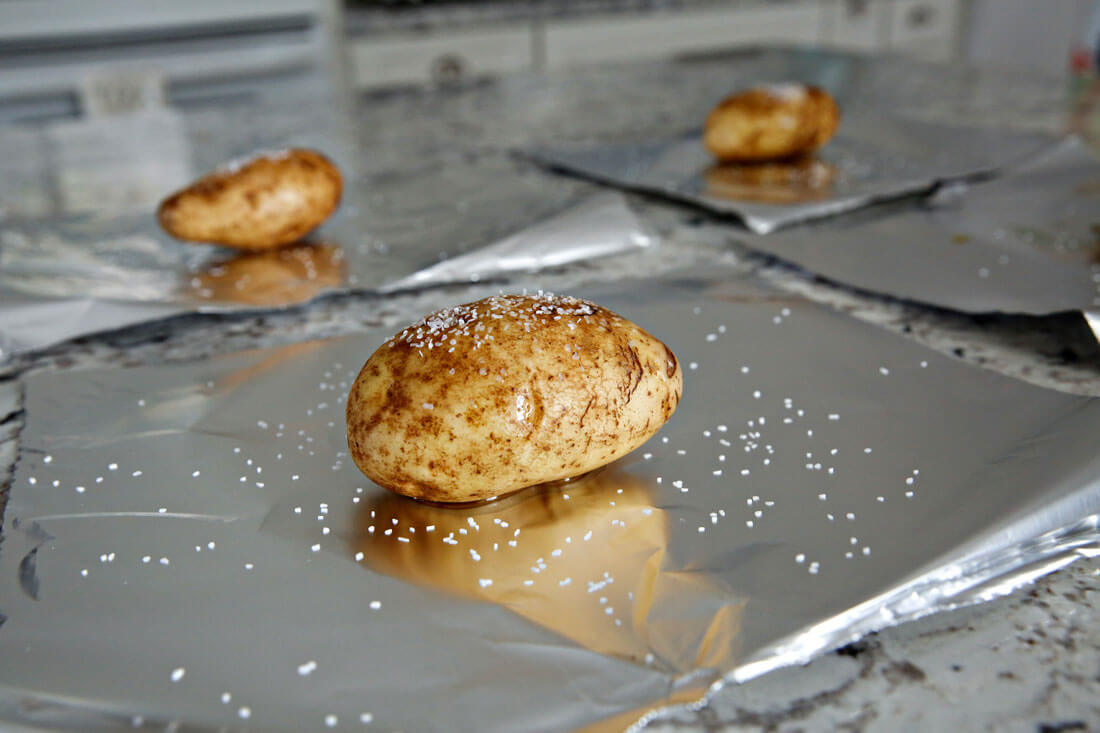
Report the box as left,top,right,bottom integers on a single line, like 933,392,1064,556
2,47,1099,730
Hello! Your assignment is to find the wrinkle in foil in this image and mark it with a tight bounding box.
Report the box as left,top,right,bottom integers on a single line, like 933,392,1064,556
735,137,1100,323
527,117,1053,234
2,265,1100,731
0,191,649,354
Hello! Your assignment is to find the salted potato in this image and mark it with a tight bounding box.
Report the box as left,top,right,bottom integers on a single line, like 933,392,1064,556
158,149,342,250
346,294,682,503
703,84,839,163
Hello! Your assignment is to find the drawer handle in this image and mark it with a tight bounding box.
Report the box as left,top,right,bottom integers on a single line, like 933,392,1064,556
431,53,467,85
845,0,870,18
907,4,936,28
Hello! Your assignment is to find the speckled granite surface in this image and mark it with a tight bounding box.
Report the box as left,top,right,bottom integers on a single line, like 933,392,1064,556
2,47,1099,730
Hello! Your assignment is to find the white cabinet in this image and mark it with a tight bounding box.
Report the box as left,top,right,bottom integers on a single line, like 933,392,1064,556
543,4,823,69
343,0,966,93
821,0,890,51
0,0,339,122
886,0,961,62
349,26,533,89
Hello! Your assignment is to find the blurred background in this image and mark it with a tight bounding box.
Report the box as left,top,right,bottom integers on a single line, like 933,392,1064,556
0,0,1097,125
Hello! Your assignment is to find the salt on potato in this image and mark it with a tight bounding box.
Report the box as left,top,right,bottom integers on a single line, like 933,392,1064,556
346,293,683,503
158,149,342,250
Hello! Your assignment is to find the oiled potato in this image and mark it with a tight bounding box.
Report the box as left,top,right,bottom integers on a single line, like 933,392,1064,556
703,84,839,163
346,294,682,503
158,149,342,250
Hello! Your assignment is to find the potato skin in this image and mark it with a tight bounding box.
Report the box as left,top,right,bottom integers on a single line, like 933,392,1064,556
346,294,682,503
158,149,342,250
703,84,839,163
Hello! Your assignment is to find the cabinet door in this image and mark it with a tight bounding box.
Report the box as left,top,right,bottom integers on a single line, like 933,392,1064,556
888,0,961,62
350,26,532,90
544,4,822,69
821,0,889,51
0,0,334,119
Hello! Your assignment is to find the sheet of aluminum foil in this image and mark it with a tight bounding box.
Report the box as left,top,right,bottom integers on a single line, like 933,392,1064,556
526,117,1053,234
0,188,650,355
3,262,1099,732
732,138,1100,325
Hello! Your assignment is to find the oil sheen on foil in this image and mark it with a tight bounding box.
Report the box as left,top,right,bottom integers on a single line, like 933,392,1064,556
527,116,1053,234
3,263,1099,731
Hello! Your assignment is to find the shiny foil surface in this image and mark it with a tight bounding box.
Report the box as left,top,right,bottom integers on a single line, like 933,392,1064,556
3,263,1099,731
734,138,1100,322
527,117,1052,234
0,190,650,354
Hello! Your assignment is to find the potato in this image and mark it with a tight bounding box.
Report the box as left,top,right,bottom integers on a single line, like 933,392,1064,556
158,149,342,250
346,293,683,503
703,84,839,163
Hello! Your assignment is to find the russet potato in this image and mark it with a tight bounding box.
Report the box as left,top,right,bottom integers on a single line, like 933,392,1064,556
346,293,682,503
703,84,839,163
158,149,342,250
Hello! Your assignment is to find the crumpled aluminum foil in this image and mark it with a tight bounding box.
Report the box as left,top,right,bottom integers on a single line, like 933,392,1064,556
527,117,1053,234
0,191,650,355
733,138,1100,328
3,262,1098,731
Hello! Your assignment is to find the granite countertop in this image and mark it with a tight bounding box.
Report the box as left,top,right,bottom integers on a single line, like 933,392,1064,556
2,47,1099,730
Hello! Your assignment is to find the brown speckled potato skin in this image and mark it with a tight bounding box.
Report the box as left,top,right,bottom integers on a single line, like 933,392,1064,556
158,149,342,250
346,294,683,503
703,85,839,163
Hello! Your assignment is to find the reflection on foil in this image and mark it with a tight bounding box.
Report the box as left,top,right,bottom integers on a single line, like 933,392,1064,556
0,695,196,733
354,469,744,673
528,118,1052,234
579,685,712,733
17,548,39,600
737,137,1100,319
702,157,835,205
47,110,193,217
0,228,192,301
188,242,347,306
5,266,1100,731
0,189,650,353
9,518,51,602
381,193,655,292
1084,310,1100,341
